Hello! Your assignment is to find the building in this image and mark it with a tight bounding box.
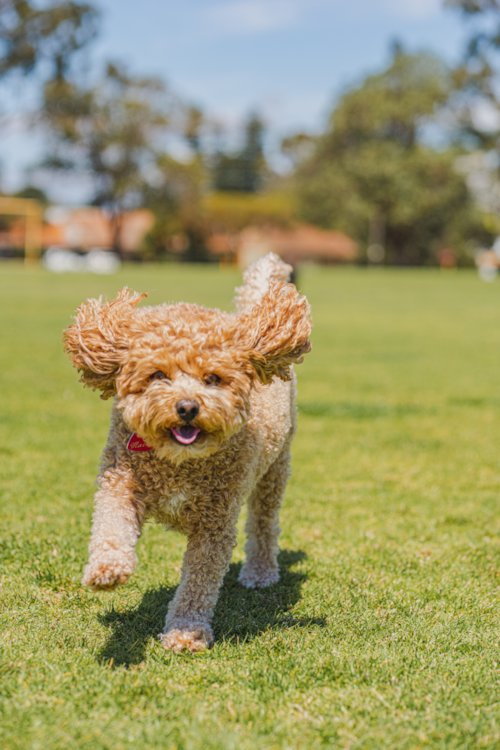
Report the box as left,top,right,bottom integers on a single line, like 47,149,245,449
43,206,155,253
206,223,359,267
0,203,155,259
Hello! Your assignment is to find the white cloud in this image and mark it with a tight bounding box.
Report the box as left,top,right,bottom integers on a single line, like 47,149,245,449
202,0,313,35
383,0,442,20
201,0,443,38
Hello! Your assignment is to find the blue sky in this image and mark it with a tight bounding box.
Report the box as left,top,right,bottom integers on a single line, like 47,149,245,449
1,0,470,199
94,0,466,132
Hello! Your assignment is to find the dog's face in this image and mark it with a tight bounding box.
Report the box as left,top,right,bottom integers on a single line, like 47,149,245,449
114,308,258,461
63,284,311,463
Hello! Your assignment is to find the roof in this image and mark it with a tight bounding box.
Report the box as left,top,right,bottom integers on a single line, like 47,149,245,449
42,207,155,251
239,224,358,263
207,223,359,266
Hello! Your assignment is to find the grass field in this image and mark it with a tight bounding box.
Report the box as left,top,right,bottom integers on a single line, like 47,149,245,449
2,262,500,749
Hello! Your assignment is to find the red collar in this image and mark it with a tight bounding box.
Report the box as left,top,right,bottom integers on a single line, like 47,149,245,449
126,433,153,452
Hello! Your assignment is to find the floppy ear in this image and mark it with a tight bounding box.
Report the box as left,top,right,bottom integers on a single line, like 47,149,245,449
239,282,312,384
62,288,147,399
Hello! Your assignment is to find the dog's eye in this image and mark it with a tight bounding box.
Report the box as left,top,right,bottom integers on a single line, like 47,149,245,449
204,374,221,386
150,371,168,381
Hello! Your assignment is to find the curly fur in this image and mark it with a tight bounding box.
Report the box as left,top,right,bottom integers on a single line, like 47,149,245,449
63,253,312,652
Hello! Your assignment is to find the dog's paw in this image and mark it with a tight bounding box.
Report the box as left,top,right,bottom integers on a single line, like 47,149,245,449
82,554,135,591
159,626,213,653
238,563,280,589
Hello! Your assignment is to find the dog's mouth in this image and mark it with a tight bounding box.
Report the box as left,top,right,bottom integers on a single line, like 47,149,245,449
171,425,201,446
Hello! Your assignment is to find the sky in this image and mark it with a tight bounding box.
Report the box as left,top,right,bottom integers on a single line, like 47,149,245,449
0,0,471,201
94,0,466,131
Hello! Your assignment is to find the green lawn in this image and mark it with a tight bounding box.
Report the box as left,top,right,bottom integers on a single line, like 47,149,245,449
2,262,500,750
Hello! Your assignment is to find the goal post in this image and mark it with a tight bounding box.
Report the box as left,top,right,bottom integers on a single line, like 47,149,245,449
0,196,43,265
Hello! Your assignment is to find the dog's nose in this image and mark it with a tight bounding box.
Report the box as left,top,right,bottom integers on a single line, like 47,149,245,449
176,399,199,422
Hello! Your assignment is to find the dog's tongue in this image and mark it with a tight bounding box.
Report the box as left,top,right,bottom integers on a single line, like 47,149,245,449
172,425,200,445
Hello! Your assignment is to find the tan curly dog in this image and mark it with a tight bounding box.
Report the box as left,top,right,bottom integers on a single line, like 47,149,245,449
63,253,312,652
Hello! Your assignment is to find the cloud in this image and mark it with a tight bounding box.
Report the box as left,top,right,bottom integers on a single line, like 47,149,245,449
202,0,313,35
201,0,443,38
383,0,442,20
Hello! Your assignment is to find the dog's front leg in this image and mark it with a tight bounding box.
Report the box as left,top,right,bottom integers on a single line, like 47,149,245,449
82,466,143,591
160,523,238,653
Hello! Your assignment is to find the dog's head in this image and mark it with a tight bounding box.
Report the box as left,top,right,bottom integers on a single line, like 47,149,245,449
63,283,311,462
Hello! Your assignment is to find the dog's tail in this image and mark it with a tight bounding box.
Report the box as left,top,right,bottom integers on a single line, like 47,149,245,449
234,252,294,315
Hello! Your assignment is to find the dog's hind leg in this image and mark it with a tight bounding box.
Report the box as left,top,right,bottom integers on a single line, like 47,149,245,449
238,442,291,589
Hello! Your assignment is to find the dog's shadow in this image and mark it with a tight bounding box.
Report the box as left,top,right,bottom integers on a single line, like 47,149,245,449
97,549,323,667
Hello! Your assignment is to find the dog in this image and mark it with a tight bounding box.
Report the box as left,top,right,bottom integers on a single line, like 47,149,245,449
63,253,312,652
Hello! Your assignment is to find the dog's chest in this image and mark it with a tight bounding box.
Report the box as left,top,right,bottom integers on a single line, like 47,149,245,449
136,461,194,526
155,491,188,527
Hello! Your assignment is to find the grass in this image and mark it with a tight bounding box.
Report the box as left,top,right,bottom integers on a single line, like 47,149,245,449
1,261,500,749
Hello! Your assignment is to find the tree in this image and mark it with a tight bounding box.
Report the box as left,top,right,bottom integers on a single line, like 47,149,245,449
14,185,48,204
445,1,500,145
446,1,500,13
0,0,99,82
183,105,204,155
41,62,174,255
445,2,500,95
212,114,266,193
281,132,315,169
142,153,209,261
294,47,487,265
445,1,500,43
445,1,500,232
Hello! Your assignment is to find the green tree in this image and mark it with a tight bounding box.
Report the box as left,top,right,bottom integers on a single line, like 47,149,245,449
142,153,209,261
445,0,500,48
0,0,98,82
14,185,48,204
212,114,266,193
183,105,204,154
445,1,500,152
281,132,315,169
445,1,499,14
41,62,174,256
294,47,486,265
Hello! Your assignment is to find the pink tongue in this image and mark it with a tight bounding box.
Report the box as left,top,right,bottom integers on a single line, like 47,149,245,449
172,426,200,445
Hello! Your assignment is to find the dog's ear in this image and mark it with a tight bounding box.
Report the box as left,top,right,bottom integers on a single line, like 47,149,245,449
238,282,312,384
63,288,147,399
